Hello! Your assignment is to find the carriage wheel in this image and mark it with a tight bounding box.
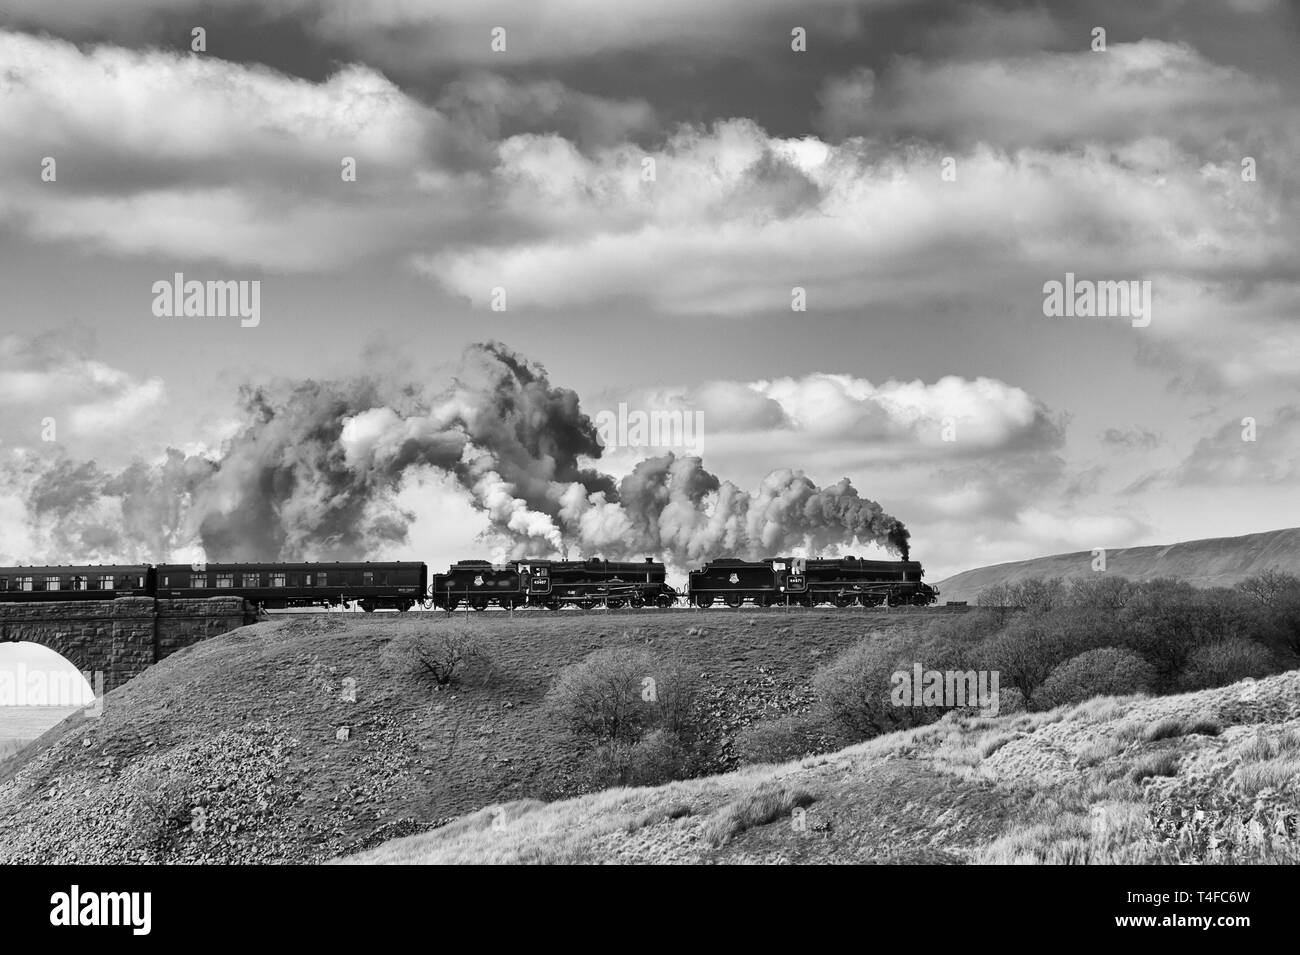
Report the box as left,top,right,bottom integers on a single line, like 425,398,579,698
470,599,488,611
359,599,376,613
695,594,714,608
725,593,743,608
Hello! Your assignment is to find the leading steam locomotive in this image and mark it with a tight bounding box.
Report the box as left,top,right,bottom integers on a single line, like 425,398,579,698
0,554,938,611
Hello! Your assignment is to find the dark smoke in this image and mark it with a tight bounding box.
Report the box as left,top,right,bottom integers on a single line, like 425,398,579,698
11,341,913,567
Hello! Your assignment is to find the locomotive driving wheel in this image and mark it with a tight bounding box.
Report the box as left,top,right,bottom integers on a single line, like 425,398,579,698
629,594,646,609
545,597,562,611
832,593,854,608
655,594,674,608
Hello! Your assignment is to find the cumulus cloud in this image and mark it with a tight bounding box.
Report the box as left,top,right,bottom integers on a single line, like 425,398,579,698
0,335,166,463
596,371,1061,467
1166,407,1300,487
0,0,887,64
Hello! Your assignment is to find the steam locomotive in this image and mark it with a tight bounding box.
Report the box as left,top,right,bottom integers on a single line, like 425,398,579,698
688,556,937,607
0,555,938,611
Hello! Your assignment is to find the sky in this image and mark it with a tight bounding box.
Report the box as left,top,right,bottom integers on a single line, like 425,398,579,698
0,0,1298,597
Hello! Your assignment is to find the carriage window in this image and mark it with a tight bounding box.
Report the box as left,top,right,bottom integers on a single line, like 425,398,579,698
191,573,207,588
97,575,113,591
363,572,374,585
216,573,234,588
242,573,260,587
0,578,6,591
303,573,313,587
317,572,328,587
270,573,286,587
44,576,61,591
72,576,88,590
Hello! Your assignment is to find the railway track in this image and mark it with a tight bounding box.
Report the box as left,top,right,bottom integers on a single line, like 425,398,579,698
264,602,973,617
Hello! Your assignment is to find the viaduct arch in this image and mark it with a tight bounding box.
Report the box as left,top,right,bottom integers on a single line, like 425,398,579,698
0,597,255,693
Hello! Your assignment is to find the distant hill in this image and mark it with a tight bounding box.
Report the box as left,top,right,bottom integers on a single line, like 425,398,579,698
936,527,1300,605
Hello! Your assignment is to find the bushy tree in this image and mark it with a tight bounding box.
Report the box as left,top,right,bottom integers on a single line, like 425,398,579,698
547,647,702,787
547,647,697,745
1035,647,1156,709
1066,575,1137,611
1116,579,1213,689
978,614,1079,707
1237,568,1300,609
1180,638,1277,691
1009,577,1067,614
813,634,937,741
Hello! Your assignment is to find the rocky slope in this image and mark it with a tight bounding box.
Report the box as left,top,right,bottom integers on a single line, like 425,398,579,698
0,609,924,863
341,671,1300,864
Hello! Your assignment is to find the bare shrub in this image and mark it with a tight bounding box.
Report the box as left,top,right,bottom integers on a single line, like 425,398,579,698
1180,638,1277,691
398,630,493,687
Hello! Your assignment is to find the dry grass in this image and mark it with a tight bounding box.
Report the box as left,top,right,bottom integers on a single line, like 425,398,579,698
1230,730,1300,796
701,783,815,847
337,787,695,864
1130,751,1180,782
976,776,1169,864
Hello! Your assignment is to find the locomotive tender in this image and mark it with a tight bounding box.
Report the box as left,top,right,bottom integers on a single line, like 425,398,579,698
0,554,937,611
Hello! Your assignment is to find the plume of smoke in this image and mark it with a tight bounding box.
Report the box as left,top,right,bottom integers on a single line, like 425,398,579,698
6,341,912,567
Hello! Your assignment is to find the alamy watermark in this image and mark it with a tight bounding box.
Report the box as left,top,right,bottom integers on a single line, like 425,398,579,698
595,403,704,455
891,662,1000,717
1043,272,1151,328
0,663,103,715
152,273,260,328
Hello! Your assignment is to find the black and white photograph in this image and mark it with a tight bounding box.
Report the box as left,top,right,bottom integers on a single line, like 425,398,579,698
0,0,1295,914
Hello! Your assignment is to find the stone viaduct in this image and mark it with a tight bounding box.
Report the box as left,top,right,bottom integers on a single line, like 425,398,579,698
0,597,256,693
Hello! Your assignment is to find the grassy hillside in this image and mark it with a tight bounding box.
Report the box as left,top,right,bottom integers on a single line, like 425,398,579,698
937,527,1300,604
340,671,1300,865
0,607,931,864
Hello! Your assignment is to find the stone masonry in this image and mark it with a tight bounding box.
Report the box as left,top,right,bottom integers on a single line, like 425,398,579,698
0,597,255,692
